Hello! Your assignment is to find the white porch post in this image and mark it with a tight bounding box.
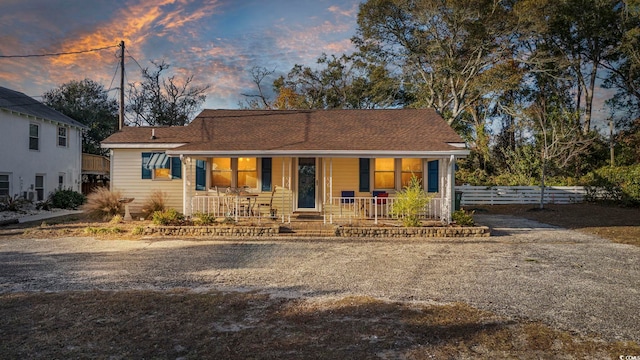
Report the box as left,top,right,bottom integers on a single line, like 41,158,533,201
323,158,326,224
441,155,455,224
182,157,188,216
329,158,333,224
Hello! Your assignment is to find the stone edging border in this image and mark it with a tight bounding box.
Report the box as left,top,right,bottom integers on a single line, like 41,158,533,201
144,225,490,238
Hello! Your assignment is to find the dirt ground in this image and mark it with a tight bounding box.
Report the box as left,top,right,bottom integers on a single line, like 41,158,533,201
0,203,639,359
470,203,640,246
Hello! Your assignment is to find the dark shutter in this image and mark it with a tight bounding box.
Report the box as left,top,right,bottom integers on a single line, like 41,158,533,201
171,157,182,179
195,160,206,190
141,152,152,179
359,158,370,192
261,158,272,191
428,160,439,193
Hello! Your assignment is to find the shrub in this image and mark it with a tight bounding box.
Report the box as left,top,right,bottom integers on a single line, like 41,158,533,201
50,189,85,209
82,188,124,220
582,165,640,206
151,208,184,225
452,209,475,226
0,195,26,212
390,176,432,227
141,190,167,219
109,214,123,224
192,211,216,226
131,226,145,235
84,226,123,235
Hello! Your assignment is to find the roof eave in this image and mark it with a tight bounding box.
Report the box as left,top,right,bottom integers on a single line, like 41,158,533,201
164,149,471,158
101,143,188,149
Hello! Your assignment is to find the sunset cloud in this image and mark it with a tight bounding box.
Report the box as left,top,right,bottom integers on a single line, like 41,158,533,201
0,0,361,109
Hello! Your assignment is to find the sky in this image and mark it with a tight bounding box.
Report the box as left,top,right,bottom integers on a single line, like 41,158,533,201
0,0,361,110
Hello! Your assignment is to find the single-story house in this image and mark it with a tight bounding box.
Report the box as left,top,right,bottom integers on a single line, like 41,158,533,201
101,109,469,223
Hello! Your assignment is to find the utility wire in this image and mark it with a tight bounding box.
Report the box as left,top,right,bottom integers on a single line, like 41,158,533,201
0,44,119,58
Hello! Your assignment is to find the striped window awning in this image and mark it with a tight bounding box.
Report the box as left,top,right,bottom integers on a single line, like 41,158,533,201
146,153,170,169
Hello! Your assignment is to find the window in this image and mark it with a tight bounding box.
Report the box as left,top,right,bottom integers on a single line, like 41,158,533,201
141,152,181,180
0,174,9,198
211,158,232,187
29,124,39,150
401,158,423,188
374,158,395,189
57,126,67,147
58,173,65,190
237,158,257,188
35,175,44,201
210,157,260,189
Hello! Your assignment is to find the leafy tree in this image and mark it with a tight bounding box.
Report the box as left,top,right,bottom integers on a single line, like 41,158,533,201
127,60,209,126
42,79,118,155
515,0,625,134
355,0,516,125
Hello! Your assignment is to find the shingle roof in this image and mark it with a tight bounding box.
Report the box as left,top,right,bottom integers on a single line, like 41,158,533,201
102,109,468,155
0,86,87,129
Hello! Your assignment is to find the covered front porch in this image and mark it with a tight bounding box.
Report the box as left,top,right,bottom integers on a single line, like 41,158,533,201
178,155,459,224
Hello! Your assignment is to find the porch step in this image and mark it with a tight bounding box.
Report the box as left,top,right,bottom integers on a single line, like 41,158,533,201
292,212,324,221
278,229,336,237
278,225,335,237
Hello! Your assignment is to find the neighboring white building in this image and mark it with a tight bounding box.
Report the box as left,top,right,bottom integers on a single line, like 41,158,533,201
0,86,87,201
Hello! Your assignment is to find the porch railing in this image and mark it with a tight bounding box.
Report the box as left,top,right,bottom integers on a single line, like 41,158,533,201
191,195,265,222
325,196,444,224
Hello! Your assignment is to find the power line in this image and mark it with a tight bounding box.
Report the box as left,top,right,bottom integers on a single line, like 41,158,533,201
0,44,119,58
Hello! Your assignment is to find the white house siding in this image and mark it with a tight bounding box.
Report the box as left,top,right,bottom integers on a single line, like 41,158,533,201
110,148,183,214
0,110,83,200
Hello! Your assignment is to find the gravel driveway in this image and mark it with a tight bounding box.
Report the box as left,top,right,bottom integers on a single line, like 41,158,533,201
0,214,638,343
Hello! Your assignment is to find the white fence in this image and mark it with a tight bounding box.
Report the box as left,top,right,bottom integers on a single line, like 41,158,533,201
457,185,588,206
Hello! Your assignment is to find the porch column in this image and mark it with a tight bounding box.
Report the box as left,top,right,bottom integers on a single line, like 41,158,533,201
182,157,189,216
329,158,333,224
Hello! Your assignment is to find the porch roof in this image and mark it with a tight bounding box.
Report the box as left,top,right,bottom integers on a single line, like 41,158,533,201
102,109,469,157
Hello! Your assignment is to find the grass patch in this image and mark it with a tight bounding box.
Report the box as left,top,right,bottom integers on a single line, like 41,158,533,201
0,291,636,359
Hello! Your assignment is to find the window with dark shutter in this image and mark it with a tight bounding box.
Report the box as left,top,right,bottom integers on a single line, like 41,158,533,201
261,158,272,191
142,152,152,179
359,158,370,192
195,160,206,190
427,160,439,193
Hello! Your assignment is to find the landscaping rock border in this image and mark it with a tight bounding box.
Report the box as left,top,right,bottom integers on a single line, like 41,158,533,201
144,224,490,237
335,226,490,238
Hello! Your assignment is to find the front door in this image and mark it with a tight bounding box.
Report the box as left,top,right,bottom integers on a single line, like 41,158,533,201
297,158,316,209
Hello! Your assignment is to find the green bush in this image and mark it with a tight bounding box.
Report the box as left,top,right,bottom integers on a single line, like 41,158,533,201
50,189,85,209
452,209,475,226
0,195,26,212
152,208,184,225
131,226,145,236
582,164,640,206
192,211,216,226
390,176,432,227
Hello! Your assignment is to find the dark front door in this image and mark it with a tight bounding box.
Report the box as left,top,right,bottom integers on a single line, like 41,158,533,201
297,158,316,209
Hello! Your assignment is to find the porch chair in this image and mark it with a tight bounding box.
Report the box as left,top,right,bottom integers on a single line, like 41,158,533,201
372,190,388,204
340,190,355,204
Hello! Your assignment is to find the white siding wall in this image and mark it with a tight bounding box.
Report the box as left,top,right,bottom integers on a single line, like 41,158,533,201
0,110,83,199
110,148,183,214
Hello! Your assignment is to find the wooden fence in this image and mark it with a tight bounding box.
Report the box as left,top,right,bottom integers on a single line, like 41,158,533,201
456,185,588,205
